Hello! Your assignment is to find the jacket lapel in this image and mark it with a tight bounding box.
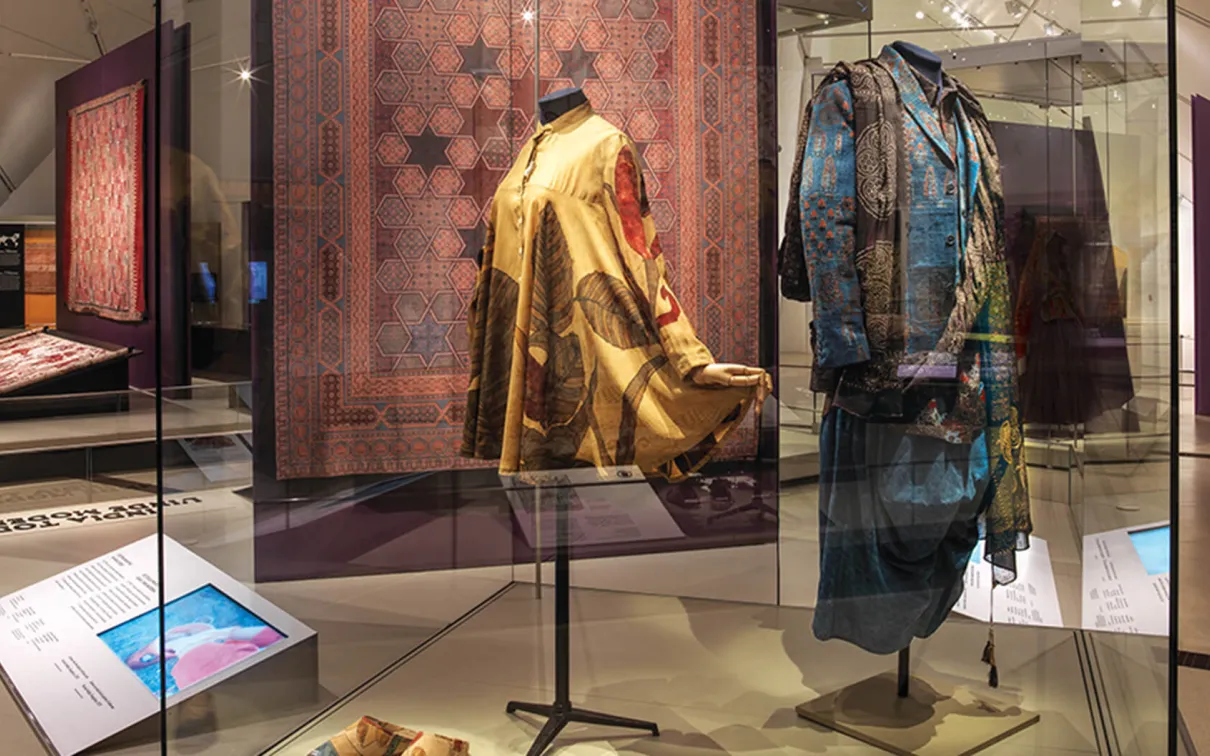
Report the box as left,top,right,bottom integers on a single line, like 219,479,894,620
878,46,953,166
956,102,982,217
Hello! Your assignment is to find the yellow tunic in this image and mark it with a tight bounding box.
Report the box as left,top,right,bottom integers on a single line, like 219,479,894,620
462,103,761,479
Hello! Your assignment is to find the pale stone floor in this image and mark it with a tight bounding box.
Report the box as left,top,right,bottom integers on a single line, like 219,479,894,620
0,389,1197,754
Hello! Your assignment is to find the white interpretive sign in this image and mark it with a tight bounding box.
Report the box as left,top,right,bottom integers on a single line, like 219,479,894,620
0,535,314,755
1082,521,1170,637
504,467,685,549
954,537,1064,628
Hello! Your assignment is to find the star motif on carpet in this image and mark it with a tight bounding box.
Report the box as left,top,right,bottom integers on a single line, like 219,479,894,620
406,250,453,300
404,311,453,363
459,227,485,259
557,41,600,87
404,128,453,171
458,37,503,80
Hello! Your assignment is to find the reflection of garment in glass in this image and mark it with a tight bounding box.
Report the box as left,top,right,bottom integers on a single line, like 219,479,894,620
1015,225,1091,425
1012,214,1136,425
781,46,1031,652
169,149,243,328
462,103,763,479
815,407,990,654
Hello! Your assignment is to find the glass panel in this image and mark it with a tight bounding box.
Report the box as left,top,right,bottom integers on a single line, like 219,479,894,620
0,4,170,752
156,0,520,752
1080,1,1172,753
0,0,1176,754
778,0,1174,753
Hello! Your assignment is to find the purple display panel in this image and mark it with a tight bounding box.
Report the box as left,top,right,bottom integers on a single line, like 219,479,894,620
251,464,777,583
1195,96,1210,416
54,25,190,390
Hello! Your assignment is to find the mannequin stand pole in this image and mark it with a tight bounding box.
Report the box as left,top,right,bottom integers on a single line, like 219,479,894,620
506,483,660,756
898,645,910,698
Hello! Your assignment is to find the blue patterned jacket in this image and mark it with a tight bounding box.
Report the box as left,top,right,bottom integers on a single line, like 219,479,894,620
782,46,1032,577
788,46,993,421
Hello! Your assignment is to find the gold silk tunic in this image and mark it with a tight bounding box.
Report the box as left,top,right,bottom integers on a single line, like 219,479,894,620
462,103,761,479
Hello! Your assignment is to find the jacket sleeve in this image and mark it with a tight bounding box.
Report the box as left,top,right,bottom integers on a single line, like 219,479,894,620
604,136,715,378
779,101,814,302
801,80,869,369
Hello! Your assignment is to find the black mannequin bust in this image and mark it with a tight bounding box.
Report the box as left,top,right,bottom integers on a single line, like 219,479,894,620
891,40,943,92
539,87,589,125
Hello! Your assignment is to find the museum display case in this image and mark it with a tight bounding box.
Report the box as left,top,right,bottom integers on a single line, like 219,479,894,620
0,0,1180,754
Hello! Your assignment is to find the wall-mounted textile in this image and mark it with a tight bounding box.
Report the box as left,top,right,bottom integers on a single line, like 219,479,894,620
64,83,146,322
23,228,56,295
272,0,761,479
0,329,126,395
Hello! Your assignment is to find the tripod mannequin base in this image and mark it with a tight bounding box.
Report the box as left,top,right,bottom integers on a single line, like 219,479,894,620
506,699,660,756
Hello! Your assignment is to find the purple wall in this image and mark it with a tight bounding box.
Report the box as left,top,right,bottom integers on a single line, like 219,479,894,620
54,25,190,389
1195,96,1210,416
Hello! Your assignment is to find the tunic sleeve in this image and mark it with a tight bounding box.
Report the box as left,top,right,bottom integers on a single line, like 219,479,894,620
802,80,870,369
603,136,715,378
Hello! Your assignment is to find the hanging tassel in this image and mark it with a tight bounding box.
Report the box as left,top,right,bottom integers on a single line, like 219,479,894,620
982,628,999,688
982,584,999,688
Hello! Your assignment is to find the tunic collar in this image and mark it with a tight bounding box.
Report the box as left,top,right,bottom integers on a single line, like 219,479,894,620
538,101,595,135
911,65,960,110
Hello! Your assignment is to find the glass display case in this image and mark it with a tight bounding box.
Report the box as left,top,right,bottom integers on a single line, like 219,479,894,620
0,0,1179,754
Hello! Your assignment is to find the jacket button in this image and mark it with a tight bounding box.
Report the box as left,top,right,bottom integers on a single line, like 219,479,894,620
946,182,956,195
946,235,956,247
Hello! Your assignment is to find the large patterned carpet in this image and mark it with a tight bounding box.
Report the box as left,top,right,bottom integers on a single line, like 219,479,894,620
64,83,145,323
273,0,761,479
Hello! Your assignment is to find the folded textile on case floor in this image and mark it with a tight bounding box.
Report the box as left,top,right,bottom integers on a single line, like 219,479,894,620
308,717,470,756
0,329,127,395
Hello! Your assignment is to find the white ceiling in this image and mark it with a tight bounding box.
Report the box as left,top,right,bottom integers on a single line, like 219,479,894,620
0,0,154,206
0,0,1177,209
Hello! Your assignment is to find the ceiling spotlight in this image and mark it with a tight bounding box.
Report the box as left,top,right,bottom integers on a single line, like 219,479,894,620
521,9,535,22
1043,21,1056,36
238,68,252,83
942,4,951,12
1004,0,1026,17
916,10,925,19
1112,0,1121,5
